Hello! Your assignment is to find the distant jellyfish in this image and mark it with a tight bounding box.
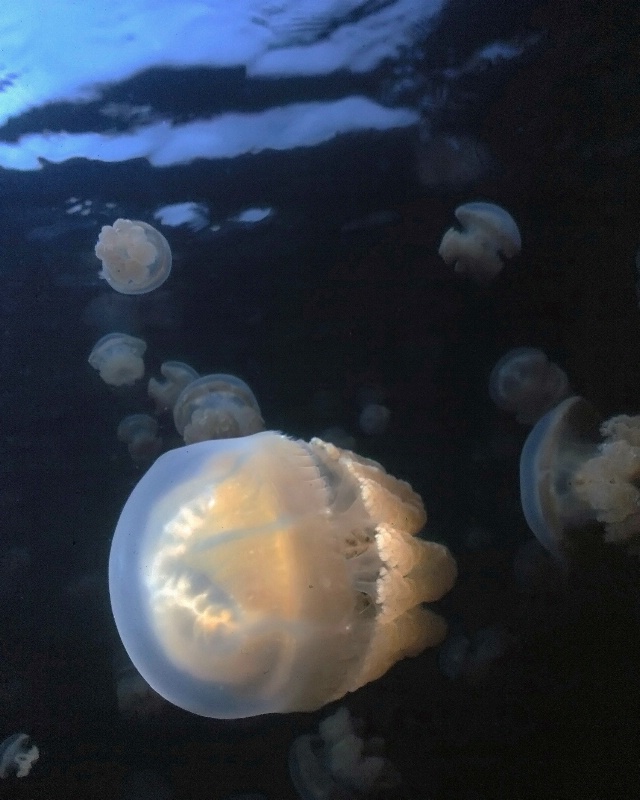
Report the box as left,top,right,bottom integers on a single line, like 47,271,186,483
489,347,570,425
108,431,456,717
95,218,172,295
319,426,356,450
88,332,147,387
289,706,400,799
520,396,640,560
358,404,390,436
173,373,264,444
438,627,510,683
148,361,199,413
439,201,521,283
0,733,39,778
113,650,165,720
117,414,162,464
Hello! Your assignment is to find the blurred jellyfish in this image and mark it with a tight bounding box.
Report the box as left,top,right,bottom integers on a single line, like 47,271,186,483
319,426,356,450
438,627,511,683
109,432,456,717
520,396,640,559
0,733,39,778
148,361,199,413
439,201,521,283
173,373,264,444
95,219,172,295
88,332,147,387
117,414,163,464
489,347,570,425
113,650,165,720
358,404,390,436
289,706,400,799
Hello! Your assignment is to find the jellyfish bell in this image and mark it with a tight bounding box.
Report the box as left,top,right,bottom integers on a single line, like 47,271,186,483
109,431,456,718
489,347,570,425
117,414,162,463
173,373,264,444
148,361,199,413
520,395,640,561
95,218,172,295
88,332,147,387
439,201,521,283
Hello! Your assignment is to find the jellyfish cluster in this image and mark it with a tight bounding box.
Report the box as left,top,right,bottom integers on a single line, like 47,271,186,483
48,198,640,799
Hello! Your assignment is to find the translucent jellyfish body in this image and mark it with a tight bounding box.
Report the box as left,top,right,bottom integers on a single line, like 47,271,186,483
358,404,390,436
173,373,264,444
108,431,456,718
148,361,199,413
520,396,640,559
0,733,39,778
117,414,162,464
489,347,570,425
95,218,172,295
439,201,521,283
289,706,399,799
88,332,147,386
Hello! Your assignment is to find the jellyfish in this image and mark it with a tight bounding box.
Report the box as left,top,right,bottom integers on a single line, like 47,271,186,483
117,414,163,464
489,347,570,425
520,396,640,560
148,361,199,413
173,373,265,444
0,733,39,779
95,218,172,295
88,332,147,387
358,404,390,436
438,201,521,283
289,706,399,799
109,431,456,718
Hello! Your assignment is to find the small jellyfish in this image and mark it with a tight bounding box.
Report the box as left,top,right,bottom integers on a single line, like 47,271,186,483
173,373,264,444
358,404,390,436
489,347,570,425
289,706,400,799
438,626,510,684
88,332,147,387
148,361,199,413
520,396,640,560
95,218,172,295
109,431,456,717
117,414,162,464
439,201,521,283
0,733,39,779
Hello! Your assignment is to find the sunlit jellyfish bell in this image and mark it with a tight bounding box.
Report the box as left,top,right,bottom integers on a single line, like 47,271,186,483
108,431,456,718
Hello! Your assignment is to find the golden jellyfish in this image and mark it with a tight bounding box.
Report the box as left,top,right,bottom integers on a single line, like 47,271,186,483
520,396,640,560
117,414,163,464
108,431,457,718
95,219,172,295
148,361,199,413
173,373,264,444
438,201,521,283
88,332,147,387
289,706,400,798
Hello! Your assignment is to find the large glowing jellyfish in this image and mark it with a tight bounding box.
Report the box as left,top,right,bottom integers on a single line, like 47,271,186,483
95,218,172,295
109,431,456,718
520,396,640,559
